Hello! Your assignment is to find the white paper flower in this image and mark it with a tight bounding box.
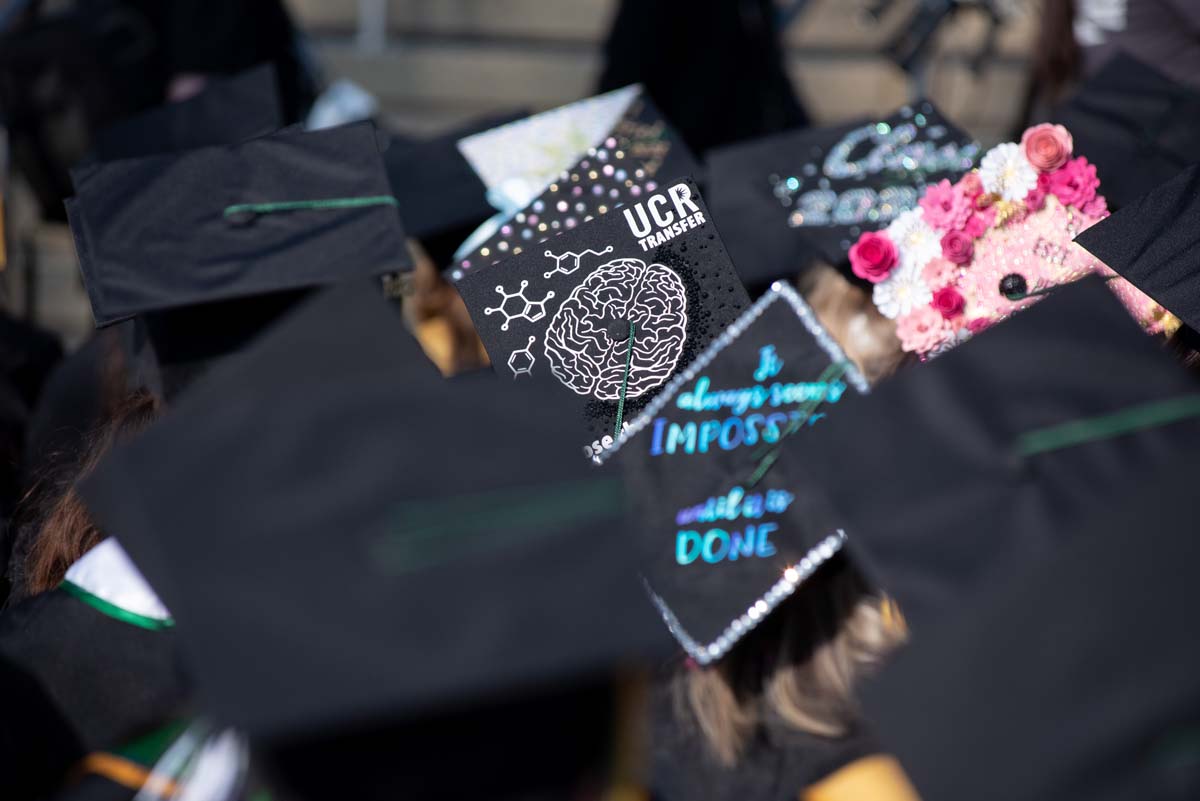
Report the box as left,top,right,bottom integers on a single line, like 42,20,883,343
978,142,1038,202
885,208,942,272
872,261,933,320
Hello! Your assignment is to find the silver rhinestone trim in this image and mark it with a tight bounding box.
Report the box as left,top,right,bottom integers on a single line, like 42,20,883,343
645,530,848,666
595,282,869,466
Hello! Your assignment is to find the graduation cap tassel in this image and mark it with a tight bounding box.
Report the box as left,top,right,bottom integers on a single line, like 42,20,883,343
745,360,850,489
223,195,399,224
614,321,637,439
1013,394,1200,458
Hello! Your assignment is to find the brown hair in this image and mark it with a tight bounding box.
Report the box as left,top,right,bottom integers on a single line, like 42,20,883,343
799,265,908,385
399,239,490,375
22,389,161,596
676,554,905,766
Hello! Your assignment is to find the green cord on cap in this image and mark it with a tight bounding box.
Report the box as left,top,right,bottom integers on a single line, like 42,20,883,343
614,321,637,439
223,195,399,219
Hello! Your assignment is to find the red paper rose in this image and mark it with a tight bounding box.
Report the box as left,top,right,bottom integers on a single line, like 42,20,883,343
931,286,966,319
1021,123,1073,172
941,230,974,265
848,231,897,284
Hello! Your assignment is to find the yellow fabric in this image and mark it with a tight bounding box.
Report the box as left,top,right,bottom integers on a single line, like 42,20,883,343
79,753,179,796
803,755,922,801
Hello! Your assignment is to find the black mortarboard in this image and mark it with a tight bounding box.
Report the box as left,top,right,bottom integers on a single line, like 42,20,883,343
454,177,750,450
705,102,979,289
67,121,409,396
1050,52,1200,211
1075,164,1200,333
597,281,869,664
79,282,667,750
85,63,283,164
383,111,526,243
785,277,1200,636
448,86,698,281
861,461,1200,801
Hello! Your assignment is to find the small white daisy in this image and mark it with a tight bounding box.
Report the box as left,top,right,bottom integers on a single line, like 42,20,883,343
978,142,1038,202
872,261,933,320
885,207,942,271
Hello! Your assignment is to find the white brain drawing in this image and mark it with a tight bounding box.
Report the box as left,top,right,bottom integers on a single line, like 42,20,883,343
544,258,689,400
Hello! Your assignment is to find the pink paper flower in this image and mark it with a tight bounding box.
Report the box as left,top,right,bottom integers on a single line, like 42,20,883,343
931,286,966,319
941,230,974,265
922,257,958,289
1082,194,1109,218
967,318,991,335
957,172,984,199
848,231,898,284
1025,173,1053,211
1021,123,1073,172
1048,157,1100,208
896,306,950,354
919,179,974,232
964,205,997,238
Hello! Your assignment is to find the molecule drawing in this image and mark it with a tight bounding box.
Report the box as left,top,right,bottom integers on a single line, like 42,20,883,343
484,280,556,331
543,245,615,279
507,336,537,379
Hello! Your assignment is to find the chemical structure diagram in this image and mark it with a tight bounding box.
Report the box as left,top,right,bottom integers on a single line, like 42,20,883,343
507,336,537,378
543,245,614,279
484,280,556,331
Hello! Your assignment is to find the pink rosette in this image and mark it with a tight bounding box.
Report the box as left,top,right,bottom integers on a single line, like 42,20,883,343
956,172,984,199
848,231,898,284
931,286,966,320
941,230,974,265
1025,173,1053,212
1048,157,1100,208
896,306,950,354
919,179,974,232
921,257,958,290
1021,124,1073,172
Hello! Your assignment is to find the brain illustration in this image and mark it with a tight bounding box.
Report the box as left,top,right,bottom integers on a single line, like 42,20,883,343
544,258,688,400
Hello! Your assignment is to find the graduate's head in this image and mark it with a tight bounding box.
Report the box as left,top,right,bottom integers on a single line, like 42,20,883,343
676,553,904,766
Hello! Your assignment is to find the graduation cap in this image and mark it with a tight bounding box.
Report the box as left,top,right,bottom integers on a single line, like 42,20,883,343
0,538,189,800
78,282,668,783
596,281,869,664
705,102,979,289
784,277,1200,637
449,85,698,280
84,63,283,164
861,460,1200,801
1075,163,1199,333
454,177,750,450
1050,52,1200,212
67,121,410,397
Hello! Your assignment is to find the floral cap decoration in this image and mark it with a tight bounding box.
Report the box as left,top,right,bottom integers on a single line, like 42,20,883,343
848,123,1176,357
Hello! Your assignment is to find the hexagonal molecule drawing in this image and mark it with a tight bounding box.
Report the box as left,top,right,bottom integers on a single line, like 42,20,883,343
507,336,537,379
484,280,556,331
543,245,614,279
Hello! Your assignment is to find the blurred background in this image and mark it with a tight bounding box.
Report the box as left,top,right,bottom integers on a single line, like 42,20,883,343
1,0,1038,347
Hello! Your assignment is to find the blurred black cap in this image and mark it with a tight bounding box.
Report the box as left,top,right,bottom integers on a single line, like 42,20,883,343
1075,164,1200,333
786,277,1200,635
85,63,283,164
705,102,978,288
862,458,1200,801
78,281,667,751
1050,52,1200,211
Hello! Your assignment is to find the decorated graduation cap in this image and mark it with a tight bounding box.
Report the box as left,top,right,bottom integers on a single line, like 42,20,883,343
448,85,698,280
784,277,1200,636
85,63,283,164
79,281,667,753
1075,163,1198,333
455,177,750,453
67,121,409,397
861,462,1200,801
847,121,1171,358
705,102,979,288
596,282,869,665
1051,52,1200,212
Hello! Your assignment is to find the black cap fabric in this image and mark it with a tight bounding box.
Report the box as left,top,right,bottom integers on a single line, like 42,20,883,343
69,120,410,328
705,102,979,288
1050,52,1200,211
785,277,1200,636
863,461,1200,801
79,281,668,742
598,281,869,664
85,63,283,164
383,111,527,240
1075,164,1200,332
